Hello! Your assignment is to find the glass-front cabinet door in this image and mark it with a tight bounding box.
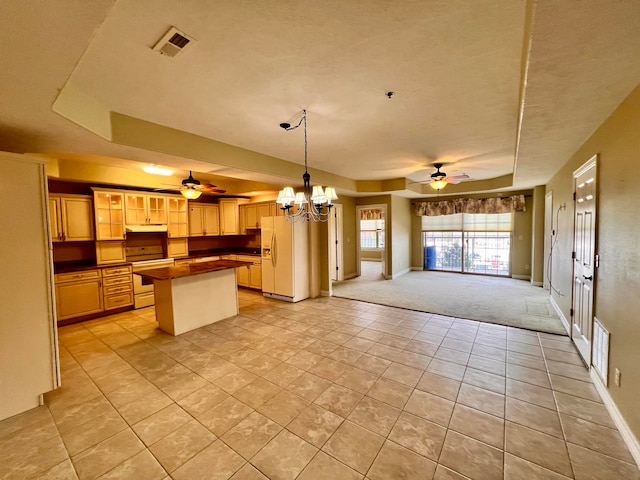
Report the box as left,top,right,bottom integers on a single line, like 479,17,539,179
124,193,147,225
147,195,168,225
167,197,188,237
93,191,125,240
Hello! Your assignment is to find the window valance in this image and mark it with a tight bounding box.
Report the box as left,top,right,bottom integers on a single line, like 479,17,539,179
414,195,526,216
360,208,384,220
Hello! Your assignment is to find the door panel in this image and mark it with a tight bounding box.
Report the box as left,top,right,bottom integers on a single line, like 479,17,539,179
572,157,597,364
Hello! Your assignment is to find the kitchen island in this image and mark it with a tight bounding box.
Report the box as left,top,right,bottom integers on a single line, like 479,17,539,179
137,260,252,335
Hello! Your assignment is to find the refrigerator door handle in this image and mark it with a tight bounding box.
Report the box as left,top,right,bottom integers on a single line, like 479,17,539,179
273,234,277,267
271,233,276,267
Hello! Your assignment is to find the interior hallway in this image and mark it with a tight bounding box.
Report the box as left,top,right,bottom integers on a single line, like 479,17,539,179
2,290,638,479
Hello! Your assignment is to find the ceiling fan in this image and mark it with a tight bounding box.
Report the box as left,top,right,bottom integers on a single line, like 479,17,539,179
412,163,470,191
162,171,226,199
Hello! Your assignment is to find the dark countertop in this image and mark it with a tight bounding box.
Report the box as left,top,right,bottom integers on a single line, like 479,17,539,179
53,249,261,273
54,261,130,274
137,260,253,281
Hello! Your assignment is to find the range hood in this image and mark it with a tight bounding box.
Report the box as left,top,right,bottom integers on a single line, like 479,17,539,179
125,225,168,233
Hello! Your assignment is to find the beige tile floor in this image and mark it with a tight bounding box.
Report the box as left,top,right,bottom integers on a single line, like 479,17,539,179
2,290,639,479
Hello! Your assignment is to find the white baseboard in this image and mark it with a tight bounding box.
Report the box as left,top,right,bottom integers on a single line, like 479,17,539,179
532,280,543,287
549,295,571,335
344,273,358,280
320,290,331,297
411,267,423,271
390,268,411,280
512,274,531,281
590,369,640,468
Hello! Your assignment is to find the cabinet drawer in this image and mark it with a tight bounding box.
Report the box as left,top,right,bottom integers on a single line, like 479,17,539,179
104,291,133,310
102,265,132,277
55,269,101,283
103,275,132,287
103,283,133,295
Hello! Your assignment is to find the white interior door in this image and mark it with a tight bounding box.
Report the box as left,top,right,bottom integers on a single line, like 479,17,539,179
328,205,344,282
572,156,597,364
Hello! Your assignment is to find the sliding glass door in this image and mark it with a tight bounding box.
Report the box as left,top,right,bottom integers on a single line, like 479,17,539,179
422,213,512,277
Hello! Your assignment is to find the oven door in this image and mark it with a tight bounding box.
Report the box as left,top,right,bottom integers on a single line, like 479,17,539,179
133,272,155,295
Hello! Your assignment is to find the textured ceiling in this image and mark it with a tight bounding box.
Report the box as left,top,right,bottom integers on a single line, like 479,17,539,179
1,0,639,197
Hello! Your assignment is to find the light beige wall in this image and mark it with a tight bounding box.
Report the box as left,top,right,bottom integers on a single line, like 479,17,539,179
531,186,546,285
512,196,533,278
390,196,412,276
336,196,357,279
361,250,382,261
546,83,640,437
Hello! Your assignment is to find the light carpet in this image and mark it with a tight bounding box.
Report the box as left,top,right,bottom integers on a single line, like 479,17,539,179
332,262,566,335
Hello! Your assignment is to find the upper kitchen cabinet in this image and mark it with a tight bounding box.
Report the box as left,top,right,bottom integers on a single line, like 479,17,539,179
189,204,219,236
219,199,239,235
167,197,188,238
93,190,125,240
124,193,167,225
49,194,94,242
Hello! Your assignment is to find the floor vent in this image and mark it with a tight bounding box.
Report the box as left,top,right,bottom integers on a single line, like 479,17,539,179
592,317,609,385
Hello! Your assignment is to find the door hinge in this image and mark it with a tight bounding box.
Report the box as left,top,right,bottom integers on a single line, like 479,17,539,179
570,308,574,317
573,192,576,200
571,251,576,259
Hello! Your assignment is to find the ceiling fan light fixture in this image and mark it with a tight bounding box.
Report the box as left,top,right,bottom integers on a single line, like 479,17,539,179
430,179,448,191
181,187,202,199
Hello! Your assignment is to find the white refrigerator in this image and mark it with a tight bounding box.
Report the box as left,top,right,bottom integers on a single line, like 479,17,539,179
261,216,309,302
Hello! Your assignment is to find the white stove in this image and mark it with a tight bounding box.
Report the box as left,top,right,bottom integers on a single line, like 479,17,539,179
129,249,175,309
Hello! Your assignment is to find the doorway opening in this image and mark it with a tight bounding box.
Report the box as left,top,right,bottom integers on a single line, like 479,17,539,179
356,205,387,279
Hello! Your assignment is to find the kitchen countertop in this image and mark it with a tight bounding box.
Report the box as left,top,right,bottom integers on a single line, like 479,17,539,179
53,249,261,274
136,260,253,281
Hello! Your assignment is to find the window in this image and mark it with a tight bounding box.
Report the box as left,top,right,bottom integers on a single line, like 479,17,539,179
360,219,384,249
422,213,512,276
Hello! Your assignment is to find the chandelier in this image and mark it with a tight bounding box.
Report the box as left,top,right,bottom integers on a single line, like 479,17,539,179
276,109,338,222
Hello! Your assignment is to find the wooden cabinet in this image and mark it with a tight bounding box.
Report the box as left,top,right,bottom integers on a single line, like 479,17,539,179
55,269,103,320
219,199,239,235
236,255,262,290
49,194,94,242
245,204,258,230
240,201,281,233
93,190,125,240
102,265,133,310
167,197,189,237
189,204,219,236
249,264,262,289
124,193,168,225
96,241,126,265
168,238,189,258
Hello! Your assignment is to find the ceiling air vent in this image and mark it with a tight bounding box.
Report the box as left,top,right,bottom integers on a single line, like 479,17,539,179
152,26,195,57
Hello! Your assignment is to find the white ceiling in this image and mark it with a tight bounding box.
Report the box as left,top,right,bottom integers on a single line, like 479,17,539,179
1,0,639,197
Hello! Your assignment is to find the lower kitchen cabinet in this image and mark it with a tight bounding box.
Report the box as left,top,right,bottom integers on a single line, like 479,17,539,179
249,263,262,289
236,255,262,290
55,270,103,320
102,265,133,310
54,265,133,322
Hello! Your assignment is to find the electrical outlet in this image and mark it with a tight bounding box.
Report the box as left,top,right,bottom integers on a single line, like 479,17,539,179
615,368,622,387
